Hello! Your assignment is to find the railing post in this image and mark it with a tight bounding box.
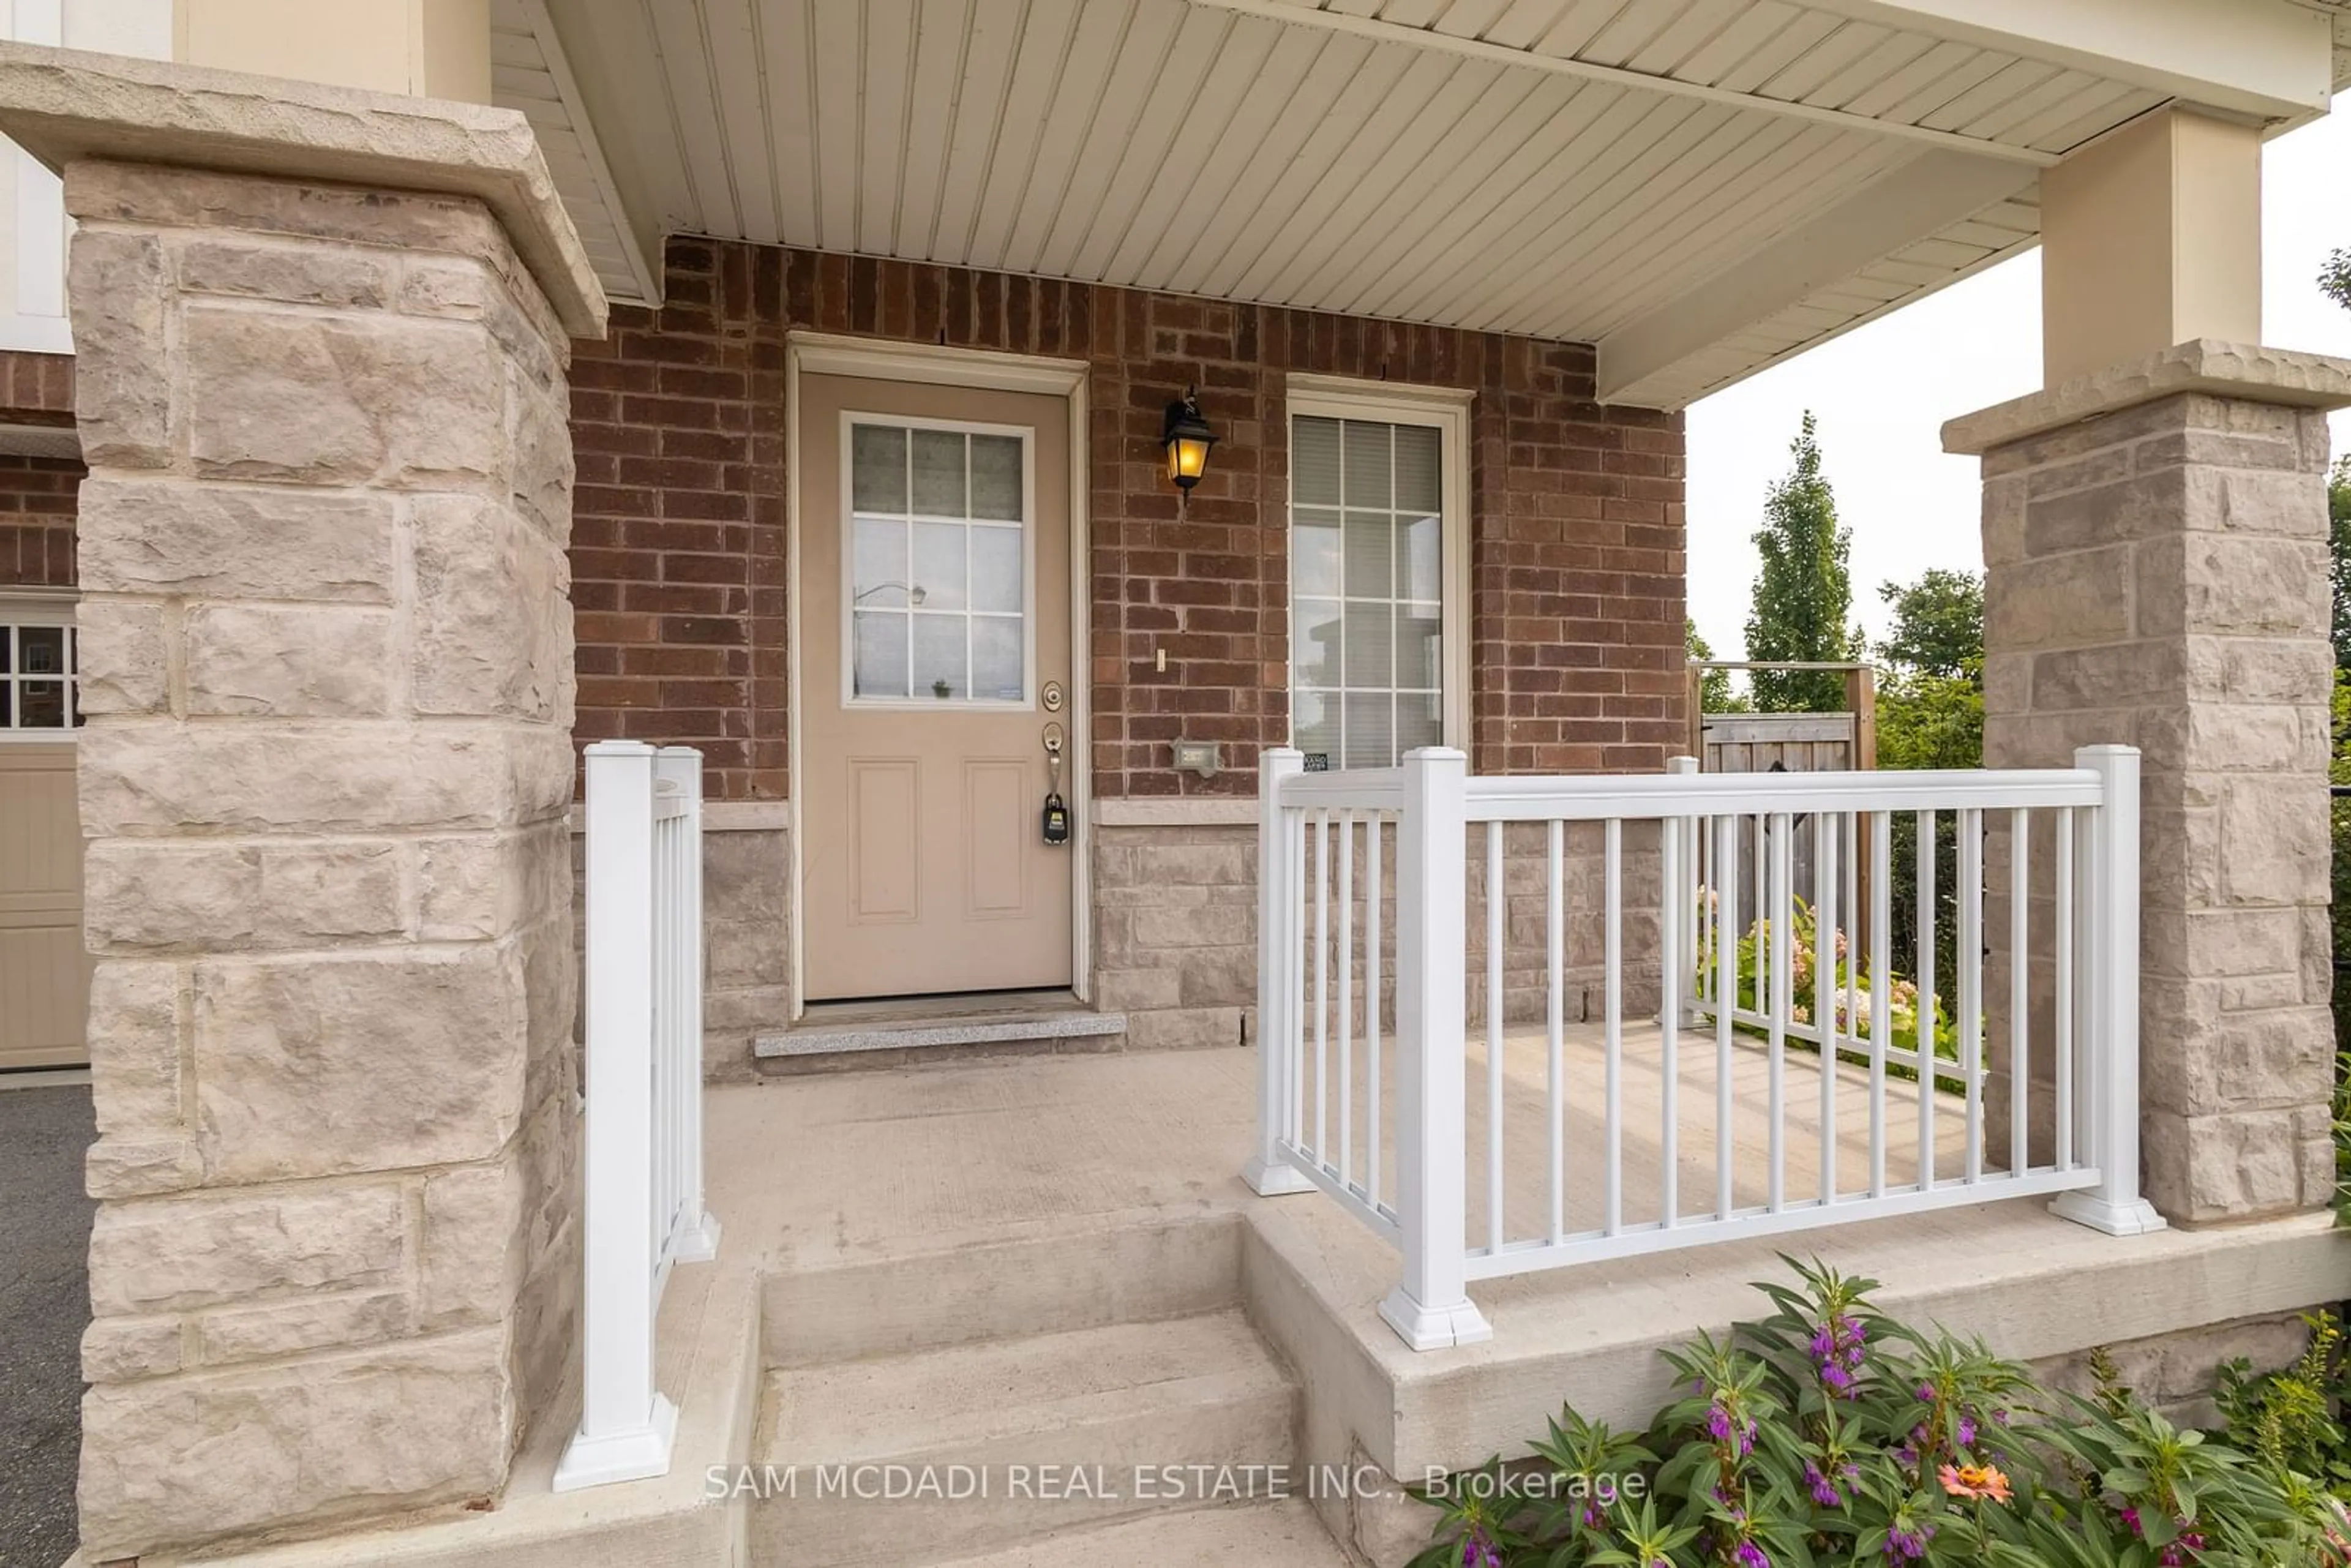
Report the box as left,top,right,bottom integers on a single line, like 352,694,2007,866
658,746,722,1263
556,741,680,1491
1379,747,1492,1350
2050,745,2166,1237
1247,747,1315,1196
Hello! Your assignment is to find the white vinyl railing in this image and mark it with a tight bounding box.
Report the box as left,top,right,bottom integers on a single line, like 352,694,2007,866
555,741,722,1490
1247,745,2161,1352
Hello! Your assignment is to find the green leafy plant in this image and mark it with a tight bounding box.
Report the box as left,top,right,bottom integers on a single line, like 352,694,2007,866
1406,1259,2351,1568
2213,1311,2351,1498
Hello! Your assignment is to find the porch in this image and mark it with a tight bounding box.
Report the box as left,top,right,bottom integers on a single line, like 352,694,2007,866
3,6,2347,1565
157,1042,2336,1567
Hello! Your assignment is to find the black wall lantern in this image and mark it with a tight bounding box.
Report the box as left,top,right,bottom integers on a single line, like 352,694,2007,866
1161,385,1217,498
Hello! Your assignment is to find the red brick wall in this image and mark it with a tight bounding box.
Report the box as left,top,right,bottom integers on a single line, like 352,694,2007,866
0,454,81,587
568,239,1686,801
0,350,80,590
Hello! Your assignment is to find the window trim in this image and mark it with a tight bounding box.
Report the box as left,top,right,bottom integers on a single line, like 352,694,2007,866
0,591,78,741
834,408,1040,713
1284,373,1472,767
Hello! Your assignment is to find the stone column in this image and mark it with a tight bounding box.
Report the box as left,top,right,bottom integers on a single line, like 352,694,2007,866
1949,343,2351,1226
0,47,606,1558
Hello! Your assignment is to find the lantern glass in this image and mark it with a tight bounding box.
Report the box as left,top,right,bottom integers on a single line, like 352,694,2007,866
1168,434,1210,484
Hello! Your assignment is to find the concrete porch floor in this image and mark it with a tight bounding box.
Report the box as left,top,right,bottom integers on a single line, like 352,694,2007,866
144,1041,2346,1568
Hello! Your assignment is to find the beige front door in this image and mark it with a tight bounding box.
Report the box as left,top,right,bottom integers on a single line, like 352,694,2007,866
798,373,1074,1002
0,743,87,1068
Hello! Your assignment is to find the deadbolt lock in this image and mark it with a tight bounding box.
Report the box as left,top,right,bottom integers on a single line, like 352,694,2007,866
1041,680,1065,713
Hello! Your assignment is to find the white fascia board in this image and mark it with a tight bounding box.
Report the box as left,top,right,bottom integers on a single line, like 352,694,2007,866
1596,146,2038,407
522,0,661,307
1801,0,2333,124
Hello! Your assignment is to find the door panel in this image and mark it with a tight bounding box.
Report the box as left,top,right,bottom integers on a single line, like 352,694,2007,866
0,743,88,1068
800,372,1073,1001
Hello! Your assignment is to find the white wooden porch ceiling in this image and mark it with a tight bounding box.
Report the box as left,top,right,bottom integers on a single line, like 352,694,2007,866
506,0,2336,408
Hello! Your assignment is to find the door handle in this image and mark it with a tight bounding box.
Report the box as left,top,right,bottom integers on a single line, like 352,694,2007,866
1041,723,1069,846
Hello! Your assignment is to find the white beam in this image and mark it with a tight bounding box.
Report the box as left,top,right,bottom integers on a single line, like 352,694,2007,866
1181,0,2060,167
1799,0,2332,125
1596,148,2038,406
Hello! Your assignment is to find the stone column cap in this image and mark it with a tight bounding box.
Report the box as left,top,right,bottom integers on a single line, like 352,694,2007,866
1944,339,2351,456
0,42,606,338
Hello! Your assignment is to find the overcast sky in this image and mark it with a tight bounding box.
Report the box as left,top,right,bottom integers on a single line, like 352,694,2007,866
1684,96,2351,666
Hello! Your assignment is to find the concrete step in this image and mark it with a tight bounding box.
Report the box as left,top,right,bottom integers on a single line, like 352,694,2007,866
749,1311,1298,1567
762,1215,1243,1368
925,1500,1356,1567
754,997,1127,1067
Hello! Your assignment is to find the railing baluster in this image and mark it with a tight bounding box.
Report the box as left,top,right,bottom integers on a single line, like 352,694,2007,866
1290,802,1307,1149
1960,807,1984,1184
1843,808,1859,1089
1547,817,1565,1245
1487,820,1505,1257
1768,811,1790,1212
1917,809,1937,1193
1661,807,1682,1229
1817,809,1837,1206
1715,812,1738,1220
1314,810,1330,1164
1702,818,1720,1011
1869,809,1891,1199
1368,816,1384,1210
2055,806,2075,1172
1339,812,1355,1184
1603,817,1623,1236
2011,807,2030,1179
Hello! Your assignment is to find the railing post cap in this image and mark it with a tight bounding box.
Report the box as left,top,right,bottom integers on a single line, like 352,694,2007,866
1402,745,1468,763
2073,743,2139,760
585,739,659,757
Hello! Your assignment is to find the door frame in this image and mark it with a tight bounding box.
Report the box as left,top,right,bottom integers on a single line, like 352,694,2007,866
783,331,1092,1019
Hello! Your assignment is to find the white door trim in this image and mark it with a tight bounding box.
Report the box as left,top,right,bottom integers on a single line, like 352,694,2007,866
784,331,1093,1019
1283,372,1475,760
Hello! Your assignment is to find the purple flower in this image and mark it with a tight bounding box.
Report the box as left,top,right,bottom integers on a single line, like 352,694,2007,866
1734,1542,1771,1568
1461,1528,1501,1568
1804,1460,1845,1509
1884,1525,1932,1562
1703,1401,1755,1456
1956,1415,1978,1448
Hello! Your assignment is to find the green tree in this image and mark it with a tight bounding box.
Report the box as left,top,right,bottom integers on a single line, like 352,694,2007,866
1685,618,1744,714
1743,412,1860,713
1874,567,1984,1007
2323,247,2351,315
1877,568,1983,682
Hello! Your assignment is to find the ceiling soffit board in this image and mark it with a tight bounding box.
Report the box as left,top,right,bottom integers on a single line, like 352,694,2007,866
512,0,2324,403
1597,144,2040,404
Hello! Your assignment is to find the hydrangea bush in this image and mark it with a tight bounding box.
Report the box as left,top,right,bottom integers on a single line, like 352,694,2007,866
1698,895,1957,1067
1406,1260,2351,1568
